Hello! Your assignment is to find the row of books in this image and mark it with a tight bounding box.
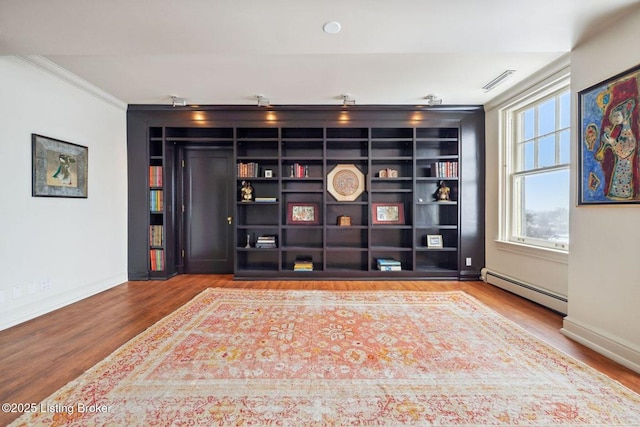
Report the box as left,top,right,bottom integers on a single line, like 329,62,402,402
150,249,165,271
290,163,309,178
294,256,313,271
237,162,262,178
429,161,458,178
255,235,277,249
150,189,163,212
149,166,163,187
377,258,402,271
149,225,163,247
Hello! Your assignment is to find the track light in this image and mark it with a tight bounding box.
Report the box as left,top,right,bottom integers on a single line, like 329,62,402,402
424,94,442,106
482,70,516,92
341,93,355,106
171,96,186,107
256,94,270,107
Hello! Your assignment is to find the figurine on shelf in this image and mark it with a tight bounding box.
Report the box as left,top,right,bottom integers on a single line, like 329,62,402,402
240,180,254,202
435,180,451,201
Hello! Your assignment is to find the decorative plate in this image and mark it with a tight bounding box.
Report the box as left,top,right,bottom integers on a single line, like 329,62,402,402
327,164,365,201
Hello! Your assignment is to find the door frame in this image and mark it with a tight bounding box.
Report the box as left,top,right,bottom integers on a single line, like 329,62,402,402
175,144,234,274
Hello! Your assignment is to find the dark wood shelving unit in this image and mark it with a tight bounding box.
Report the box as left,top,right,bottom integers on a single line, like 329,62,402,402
127,106,484,280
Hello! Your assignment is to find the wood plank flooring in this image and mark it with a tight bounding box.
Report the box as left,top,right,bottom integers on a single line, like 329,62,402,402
1,275,639,425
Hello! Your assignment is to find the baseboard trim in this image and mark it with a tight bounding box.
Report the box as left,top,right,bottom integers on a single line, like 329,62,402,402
483,269,567,314
0,274,127,331
561,317,640,374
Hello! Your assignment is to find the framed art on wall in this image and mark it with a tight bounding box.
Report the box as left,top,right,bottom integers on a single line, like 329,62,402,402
578,64,640,205
32,134,88,198
371,202,404,225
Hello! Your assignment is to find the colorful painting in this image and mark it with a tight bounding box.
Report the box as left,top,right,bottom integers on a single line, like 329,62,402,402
287,202,319,225
32,134,88,198
579,64,640,204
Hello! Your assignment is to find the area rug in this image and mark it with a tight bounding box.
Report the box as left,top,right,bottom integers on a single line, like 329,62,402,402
10,289,640,426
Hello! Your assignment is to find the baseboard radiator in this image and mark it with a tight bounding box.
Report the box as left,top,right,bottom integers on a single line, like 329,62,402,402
482,269,567,314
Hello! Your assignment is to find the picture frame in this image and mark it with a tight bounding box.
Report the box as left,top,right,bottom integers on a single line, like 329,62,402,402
327,164,365,201
426,234,443,248
264,169,273,178
578,63,640,205
32,134,88,198
287,202,319,225
371,202,404,225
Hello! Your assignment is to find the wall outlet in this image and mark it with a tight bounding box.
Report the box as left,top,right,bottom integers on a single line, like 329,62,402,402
40,280,51,292
12,285,22,299
28,283,38,294
465,257,472,267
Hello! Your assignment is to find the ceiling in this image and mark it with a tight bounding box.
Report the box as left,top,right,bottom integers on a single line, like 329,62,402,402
1,0,638,106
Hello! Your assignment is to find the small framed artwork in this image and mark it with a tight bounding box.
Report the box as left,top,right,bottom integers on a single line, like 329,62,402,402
578,63,640,204
264,169,273,178
371,202,404,225
426,234,443,248
287,202,319,225
32,134,88,198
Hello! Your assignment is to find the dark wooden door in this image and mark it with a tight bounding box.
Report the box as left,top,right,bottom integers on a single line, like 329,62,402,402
182,148,234,273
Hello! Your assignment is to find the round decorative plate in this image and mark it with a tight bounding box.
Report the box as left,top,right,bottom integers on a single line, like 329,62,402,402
327,164,365,201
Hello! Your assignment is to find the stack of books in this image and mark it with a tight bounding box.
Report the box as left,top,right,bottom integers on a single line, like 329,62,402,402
294,256,313,271
255,235,277,249
255,197,277,203
377,258,402,271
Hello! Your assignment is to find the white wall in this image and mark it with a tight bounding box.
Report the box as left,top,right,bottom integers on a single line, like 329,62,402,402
0,56,128,330
562,7,640,373
484,58,570,305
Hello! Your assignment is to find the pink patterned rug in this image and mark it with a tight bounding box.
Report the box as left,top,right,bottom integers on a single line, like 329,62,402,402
10,289,640,426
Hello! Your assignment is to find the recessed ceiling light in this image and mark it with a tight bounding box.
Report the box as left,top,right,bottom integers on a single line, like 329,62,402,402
323,21,341,34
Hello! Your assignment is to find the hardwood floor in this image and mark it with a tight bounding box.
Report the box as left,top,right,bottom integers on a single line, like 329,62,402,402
1,275,639,425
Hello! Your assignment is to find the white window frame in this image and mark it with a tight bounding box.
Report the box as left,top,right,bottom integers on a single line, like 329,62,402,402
499,73,570,255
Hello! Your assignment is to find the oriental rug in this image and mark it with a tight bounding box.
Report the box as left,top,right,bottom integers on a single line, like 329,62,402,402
10,289,640,426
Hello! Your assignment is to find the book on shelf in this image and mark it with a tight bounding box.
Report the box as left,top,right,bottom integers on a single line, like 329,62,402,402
149,225,164,246
429,161,458,178
150,189,163,212
150,249,165,271
294,255,313,271
149,166,163,187
289,163,309,178
377,258,402,271
254,197,277,202
255,235,277,248
237,162,261,178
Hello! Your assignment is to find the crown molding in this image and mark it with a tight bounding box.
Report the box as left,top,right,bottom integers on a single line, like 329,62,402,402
16,55,127,111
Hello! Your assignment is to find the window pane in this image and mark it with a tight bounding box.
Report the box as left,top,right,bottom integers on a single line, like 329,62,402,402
523,109,535,140
559,129,570,164
538,135,556,168
523,142,534,170
538,98,556,135
518,169,569,243
559,91,570,129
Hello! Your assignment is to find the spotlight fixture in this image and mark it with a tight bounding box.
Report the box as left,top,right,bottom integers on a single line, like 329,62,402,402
171,96,186,107
482,70,516,92
424,94,442,106
341,93,355,106
256,94,270,107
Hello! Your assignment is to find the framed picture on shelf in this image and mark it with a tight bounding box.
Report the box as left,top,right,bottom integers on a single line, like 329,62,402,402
371,202,404,225
287,202,319,225
578,63,640,204
264,169,273,178
426,234,443,248
32,134,88,198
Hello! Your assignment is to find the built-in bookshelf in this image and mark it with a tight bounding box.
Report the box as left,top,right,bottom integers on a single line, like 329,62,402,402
127,106,484,281
148,128,166,276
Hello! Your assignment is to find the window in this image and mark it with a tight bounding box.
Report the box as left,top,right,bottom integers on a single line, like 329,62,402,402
502,79,570,251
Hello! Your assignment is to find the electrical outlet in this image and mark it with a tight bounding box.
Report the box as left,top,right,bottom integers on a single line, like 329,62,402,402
465,257,472,267
12,285,22,299
28,283,38,294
